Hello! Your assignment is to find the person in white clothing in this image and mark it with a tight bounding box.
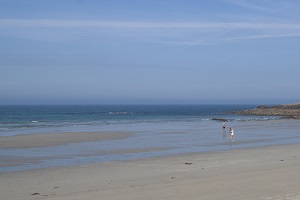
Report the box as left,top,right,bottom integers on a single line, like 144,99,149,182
229,127,234,141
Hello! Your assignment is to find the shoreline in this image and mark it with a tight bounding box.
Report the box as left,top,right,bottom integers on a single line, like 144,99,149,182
1,119,300,173
0,118,296,149
1,143,300,200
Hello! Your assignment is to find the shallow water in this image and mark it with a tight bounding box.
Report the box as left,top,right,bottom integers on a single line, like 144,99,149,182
1,118,300,172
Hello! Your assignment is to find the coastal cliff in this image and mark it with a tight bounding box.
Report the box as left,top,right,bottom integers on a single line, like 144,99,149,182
231,102,300,119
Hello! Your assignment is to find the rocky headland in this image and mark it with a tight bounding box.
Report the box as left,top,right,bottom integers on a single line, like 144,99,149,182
231,102,300,119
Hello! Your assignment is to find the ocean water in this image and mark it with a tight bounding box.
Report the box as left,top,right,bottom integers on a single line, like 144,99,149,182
0,104,262,136
1,105,300,172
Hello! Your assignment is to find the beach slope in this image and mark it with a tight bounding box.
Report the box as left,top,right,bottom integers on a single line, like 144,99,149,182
1,144,300,200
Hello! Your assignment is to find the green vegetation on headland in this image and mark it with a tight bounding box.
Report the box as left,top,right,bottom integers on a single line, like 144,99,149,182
231,102,300,119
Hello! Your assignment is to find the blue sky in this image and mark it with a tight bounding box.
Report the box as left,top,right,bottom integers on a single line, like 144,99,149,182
1,0,300,104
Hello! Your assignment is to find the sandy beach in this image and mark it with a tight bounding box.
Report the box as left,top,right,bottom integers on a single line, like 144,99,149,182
1,142,300,200
0,131,132,149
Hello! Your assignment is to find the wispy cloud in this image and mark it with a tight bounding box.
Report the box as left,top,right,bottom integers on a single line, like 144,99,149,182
159,32,300,47
219,33,300,41
2,18,300,50
220,0,293,14
1,19,300,31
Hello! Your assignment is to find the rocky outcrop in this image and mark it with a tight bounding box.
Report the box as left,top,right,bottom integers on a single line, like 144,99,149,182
231,102,300,119
212,118,228,122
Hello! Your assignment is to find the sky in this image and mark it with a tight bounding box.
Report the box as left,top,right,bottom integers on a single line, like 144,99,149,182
0,0,300,105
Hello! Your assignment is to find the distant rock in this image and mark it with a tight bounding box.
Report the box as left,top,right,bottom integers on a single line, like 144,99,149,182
230,102,300,119
212,118,228,122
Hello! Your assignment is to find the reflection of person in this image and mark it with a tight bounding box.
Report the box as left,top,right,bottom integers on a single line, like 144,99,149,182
222,123,226,131
229,127,234,141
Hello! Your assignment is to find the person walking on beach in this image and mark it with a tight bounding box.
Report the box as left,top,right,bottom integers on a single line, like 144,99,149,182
222,123,226,132
229,127,234,141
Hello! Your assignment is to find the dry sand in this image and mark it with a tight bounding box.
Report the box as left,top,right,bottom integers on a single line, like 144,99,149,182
1,143,300,200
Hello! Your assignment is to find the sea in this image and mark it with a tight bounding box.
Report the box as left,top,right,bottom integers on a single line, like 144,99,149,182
1,104,300,172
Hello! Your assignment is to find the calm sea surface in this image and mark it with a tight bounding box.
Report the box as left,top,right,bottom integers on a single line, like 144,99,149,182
0,104,262,136
1,105,300,172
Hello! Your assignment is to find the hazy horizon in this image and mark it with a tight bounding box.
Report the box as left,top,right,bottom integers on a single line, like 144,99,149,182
0,100,298,106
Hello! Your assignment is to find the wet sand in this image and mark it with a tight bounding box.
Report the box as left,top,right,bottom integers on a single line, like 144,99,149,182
1,143,300,200
0,131,132,148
